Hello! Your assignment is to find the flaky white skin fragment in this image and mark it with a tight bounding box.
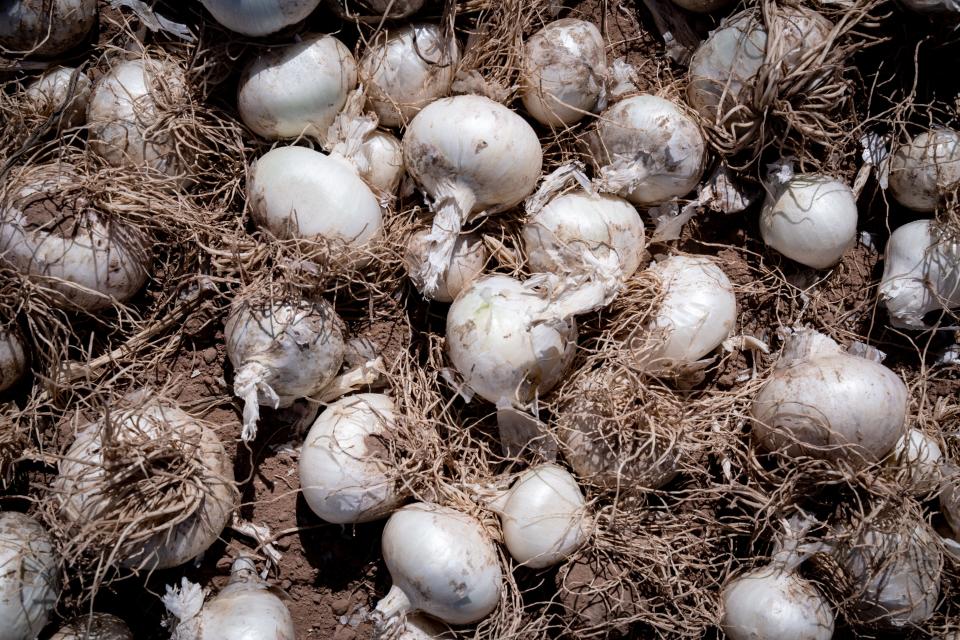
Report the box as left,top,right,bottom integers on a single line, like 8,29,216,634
405,230,487,302
199,0,321,36
24,66,92,129
888,129,960,212
0,0,96,56
0,512,60,640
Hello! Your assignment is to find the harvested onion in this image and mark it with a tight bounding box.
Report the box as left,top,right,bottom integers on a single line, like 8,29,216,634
0,0,96,56
24,66,92,129
888,129,960,212
199,0,321,36
0,512,60,640
405,230,487,303
889,428,943,495
49,613,132,639
0,327,27,393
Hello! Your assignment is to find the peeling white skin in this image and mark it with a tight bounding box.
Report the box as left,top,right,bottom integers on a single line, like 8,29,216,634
888,129,960,212
760,175,859,269
238,34,357,142
890,428,943,495
446,274,577,407
671,0,733,12
299,394,403,524
0,513,59,640
520,19,606,127
0,0,96,56
721,566,834,640
55,399,238,571
192,558,295,640
199,0,321,36
87,58,189,178
0,328,27,393
360,24,459,128
751,329,908,466
358,130,404,195
247,145,382,248
879,219,960,329
588,95,705,206
522,190,645,280
24,66,92,129
49,613,133,639
375,503,502,625
405,230,487,303
488,464,590,568
0,163,151,311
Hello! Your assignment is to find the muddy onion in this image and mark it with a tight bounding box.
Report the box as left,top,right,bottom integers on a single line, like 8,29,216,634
359,24,459,128
587,95,705,206
299,393,403,524
49,614,132,639
760,175,858,269
199,0,321,36
405,230,487,303
0,0,96,56
375,503,502,625
24,66,92,129
721,566,834,640
225,295,345,441
402,95,542,297
520,19,606,127
0,328,27,393
878,219,960,329
751,329,908,465
888,129,960,212
890,428,943,495
0,512,59,640
238,34,356,142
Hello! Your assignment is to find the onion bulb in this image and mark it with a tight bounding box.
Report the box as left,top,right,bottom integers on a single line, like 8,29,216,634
0,512,59,640
446,274,577,407
49,614,132,639
878,219,960,329
87,57,189,178
55,395,238,570
0,0,96,56
0,163,150,311
0,328,27,393
760,175,858,269
486,464,590,568
888,129,960,212
354,0,424,17
299,393,404,524
357,130,404,195
375,503,502,626
942,470,960,538
587,95,705,206
671,0,733,12
247,145,382,249
751,329,908,465
520,19,607,127
397,614,454,639
359,24,459,128
164,557,295,640
225,295,345,441
238,34,356,143
404,230,487,303
403,95,542,296
889,428,943,495
199,0,321,36
24,66,92,130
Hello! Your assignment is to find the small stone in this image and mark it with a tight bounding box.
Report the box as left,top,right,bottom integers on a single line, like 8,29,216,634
202,347,218,364
332,628,356,640
331,597,350,616
202,375,216,387
280,579,292,591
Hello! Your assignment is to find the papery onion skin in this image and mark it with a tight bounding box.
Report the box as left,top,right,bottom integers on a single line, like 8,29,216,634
405,230,487,303
0,512,60,640
24,66,92,130
238,34,357,142
299,393,403,524
194,557,295,640
721,566,834,640
49,613,133,639
360,24,459,128
0,0,96,57
520,19,607,127
888,129,960,212
200,0,321,36
377,502,502,625
446,274,577,406
247,145,382,248
0,328,27,393
760,175,858,269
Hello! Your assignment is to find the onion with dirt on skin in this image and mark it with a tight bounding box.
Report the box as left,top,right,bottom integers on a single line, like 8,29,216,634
49,613,132,639
889,428,943,495
0,0,96,57
888,129,960,212
0,328,27,393
404,229,487,303
24,66,92,130
199,0,321,36
0,512,60,640
374,502,503,628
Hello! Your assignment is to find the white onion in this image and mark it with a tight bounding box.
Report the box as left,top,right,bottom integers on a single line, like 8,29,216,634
199,0,321,36
751,329,908,465
359,24,459,128
397,614,453,639
890,428,943,495
0,328,27,393
446,274,577,407
0,0,96,56
0,163,151,311
402,95,542,296
671,0,733,12
760,175,858,269
632,255,737,370
486,464,590,568
238,34,357,142
299,393,403,524
247,145,382,249
405,230,487,303
520,19,606,127
49,613,132,639
87,57,189,178
225,295,345,441
375,502,502,626
587,95,705,206
55,397,238,570
0,512,59,640
24,66,92,129
721,566,834,640
942,470,960,538
360,0,424,17
879,219,960,329
888,129,960,212
357,130,404,195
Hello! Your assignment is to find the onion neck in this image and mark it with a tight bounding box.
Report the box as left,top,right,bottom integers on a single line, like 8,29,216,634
596,155,651,197
418,181,477,298
316,357,385,402
373,585,412,631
